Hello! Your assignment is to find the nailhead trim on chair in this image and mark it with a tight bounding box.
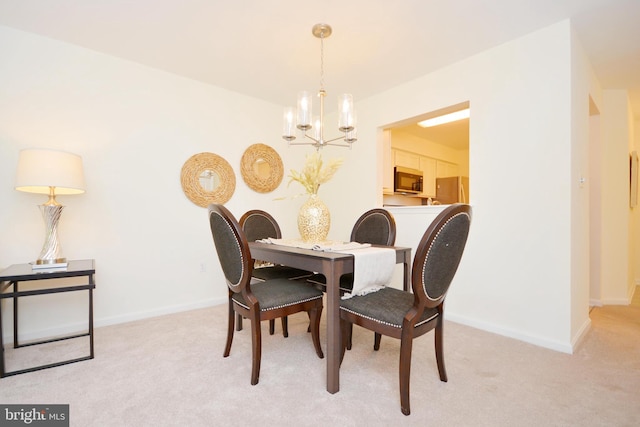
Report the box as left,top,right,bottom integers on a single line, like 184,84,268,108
340,306,438,329
213,211,246,288
421,211,471,301
234,295,323,312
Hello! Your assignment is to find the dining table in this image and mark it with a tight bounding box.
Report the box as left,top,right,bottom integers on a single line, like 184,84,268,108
248,241,411,394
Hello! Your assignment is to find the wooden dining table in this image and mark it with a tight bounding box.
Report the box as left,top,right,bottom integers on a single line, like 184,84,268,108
248,241,411,394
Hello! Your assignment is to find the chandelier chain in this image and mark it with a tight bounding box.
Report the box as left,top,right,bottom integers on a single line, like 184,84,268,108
319,33,325,91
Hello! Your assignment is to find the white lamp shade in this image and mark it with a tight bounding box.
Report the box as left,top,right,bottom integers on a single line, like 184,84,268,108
15,149,86,195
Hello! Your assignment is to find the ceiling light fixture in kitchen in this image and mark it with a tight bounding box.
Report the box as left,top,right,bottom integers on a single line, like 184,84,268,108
282,23,356,150
418,109,470,128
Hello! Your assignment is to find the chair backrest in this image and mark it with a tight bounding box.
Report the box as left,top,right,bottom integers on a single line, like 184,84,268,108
208,204,251,293
239,210,282,242
350,208,397,246
411,204,472,308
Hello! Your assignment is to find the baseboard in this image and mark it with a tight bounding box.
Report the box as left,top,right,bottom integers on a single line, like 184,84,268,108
570,316,592,351
593,285,636,306
95,297,226,329
600,297,631,305
446,312,574,354
2,297,227,344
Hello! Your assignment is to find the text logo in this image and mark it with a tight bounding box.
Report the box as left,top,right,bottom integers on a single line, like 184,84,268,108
0,405,69,426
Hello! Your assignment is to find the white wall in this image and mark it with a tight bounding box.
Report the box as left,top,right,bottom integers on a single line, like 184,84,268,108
0,25,334,340
599,90,633,304
361,21,580,352
635,119,640,287
589,110,602,303
569,28,593,345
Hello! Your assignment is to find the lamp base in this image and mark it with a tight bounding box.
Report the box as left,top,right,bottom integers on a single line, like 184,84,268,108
35,257,67,265
37,204,66,265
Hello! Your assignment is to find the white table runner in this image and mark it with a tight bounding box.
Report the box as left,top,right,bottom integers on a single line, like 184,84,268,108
259,238,395,298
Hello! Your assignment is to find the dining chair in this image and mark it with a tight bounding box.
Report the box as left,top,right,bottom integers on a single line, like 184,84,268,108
339,203,472,415
239,210,314,282
307,208,396,348
239,209,314,337
208,204,324,385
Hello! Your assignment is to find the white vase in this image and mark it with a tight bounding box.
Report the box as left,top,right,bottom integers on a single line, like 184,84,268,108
298,194,330,243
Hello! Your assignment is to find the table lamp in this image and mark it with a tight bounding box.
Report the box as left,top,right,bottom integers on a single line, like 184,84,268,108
15,148,86,267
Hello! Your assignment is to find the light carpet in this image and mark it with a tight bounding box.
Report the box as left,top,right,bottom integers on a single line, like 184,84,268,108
1,290,639,426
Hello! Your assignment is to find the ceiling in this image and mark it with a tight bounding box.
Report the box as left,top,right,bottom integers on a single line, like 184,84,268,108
0,1,639,132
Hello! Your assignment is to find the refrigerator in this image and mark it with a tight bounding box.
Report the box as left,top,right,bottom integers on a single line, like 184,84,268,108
435,176,469,204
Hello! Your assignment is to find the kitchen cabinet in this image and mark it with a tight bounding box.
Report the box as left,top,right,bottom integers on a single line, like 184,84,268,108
436,160,459,178
382,130,394,193
394,150,420,170
419,156,436,197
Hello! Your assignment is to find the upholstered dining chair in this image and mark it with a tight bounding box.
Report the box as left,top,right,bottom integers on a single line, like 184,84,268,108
339,203,472,415
307,208,396,348
208,204,324,385
239,209,314,337
239,209,314,282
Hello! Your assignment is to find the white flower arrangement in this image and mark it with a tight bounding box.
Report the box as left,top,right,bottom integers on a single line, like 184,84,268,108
288,152,343,196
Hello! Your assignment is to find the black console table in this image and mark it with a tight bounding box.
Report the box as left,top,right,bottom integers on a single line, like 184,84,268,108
0,259,95,377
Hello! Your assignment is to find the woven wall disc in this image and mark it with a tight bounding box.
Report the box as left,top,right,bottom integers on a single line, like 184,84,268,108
240,143,284,193
180,152,235,207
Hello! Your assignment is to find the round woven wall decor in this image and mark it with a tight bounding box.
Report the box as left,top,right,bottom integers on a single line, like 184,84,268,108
240,143,284,193
180,152,235,207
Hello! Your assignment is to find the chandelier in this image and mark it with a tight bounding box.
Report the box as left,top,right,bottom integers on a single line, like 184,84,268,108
282,23,357,149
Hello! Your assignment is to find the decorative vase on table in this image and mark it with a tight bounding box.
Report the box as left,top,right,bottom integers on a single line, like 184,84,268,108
288,151,343,243
298,194,330,243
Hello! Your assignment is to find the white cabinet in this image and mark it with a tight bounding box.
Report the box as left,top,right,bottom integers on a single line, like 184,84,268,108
394,150,420,170
419,156,436,197
436,160,459,178
382,130,394,192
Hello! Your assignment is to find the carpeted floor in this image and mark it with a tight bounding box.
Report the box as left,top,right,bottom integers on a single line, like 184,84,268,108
1,289,639,426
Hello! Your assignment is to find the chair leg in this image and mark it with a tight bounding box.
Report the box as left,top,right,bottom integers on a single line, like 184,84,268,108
224,301,235,358
250,310,262,385
236,313,243,331
269,319,275,335
399,334,413,416
309,308,324,359
373,332,381,351
346,323,353,350
340,319,351,364
281,316,289,338
435,317,448,382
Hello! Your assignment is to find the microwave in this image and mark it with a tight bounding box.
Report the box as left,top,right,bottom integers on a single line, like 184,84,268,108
394,166,423,194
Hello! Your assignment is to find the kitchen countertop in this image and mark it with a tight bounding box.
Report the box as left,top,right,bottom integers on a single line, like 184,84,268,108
383,204,450,211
